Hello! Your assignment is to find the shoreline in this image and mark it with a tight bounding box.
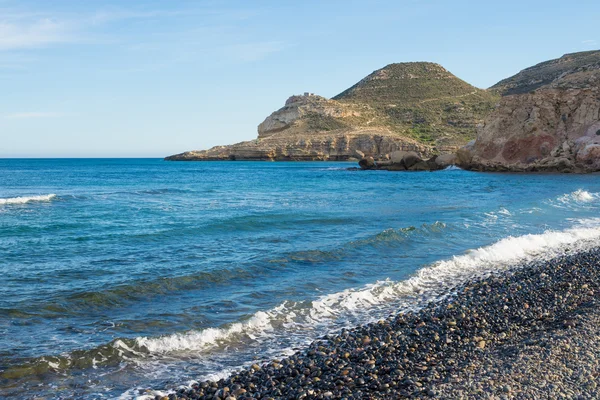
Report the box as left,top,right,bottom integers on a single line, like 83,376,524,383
158,247,600,400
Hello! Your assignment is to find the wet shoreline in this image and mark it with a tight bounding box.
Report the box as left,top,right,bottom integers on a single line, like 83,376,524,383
160,247,600,399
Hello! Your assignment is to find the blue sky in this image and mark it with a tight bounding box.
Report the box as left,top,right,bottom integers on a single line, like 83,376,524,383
1,0,598,157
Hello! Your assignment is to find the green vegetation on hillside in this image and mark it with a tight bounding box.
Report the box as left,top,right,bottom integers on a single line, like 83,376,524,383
304,112,349,132
332,62,499,147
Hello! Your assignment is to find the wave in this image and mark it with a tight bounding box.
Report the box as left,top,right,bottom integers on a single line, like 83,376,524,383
277,222,447,264
5,223,448,319
554,189,598,207
484,207,513,220
6,218,600,386
134,218,600,356
0,194,57,205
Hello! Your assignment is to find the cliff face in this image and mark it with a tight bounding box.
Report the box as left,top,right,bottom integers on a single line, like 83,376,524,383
166,62,498,161
165,129,430,161
256,94,367,139
166,93,429,161
461,51,600,172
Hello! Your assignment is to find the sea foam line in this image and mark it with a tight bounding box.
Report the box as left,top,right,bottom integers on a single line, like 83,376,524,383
0,194,57,205
133,218,600,356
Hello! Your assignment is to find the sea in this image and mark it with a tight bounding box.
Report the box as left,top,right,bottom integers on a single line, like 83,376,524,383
1,158,600,399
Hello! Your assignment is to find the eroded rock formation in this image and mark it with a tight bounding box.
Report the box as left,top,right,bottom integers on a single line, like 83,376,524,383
458,51,600,172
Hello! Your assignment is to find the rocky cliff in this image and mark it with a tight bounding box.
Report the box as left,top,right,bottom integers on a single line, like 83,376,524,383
460,51,600,172
166,62,498,161
166,93,429,161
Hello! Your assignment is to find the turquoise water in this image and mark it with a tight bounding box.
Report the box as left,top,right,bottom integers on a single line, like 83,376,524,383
1,159,600,398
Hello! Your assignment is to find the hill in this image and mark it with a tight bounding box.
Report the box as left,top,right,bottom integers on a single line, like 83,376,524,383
334,62,498,146
166,62,499,161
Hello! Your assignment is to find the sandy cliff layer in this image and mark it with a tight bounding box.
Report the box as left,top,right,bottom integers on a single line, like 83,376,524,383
165,129,430,161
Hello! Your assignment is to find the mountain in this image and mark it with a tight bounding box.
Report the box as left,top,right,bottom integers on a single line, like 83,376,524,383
459,50,600,172
165,62,498,161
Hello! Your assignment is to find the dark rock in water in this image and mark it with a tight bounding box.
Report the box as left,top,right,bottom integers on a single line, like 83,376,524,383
410,160,432,171
358,156,376,170
385,163,407,171
361,152,448,171
401,151,422,168
434,153,457,168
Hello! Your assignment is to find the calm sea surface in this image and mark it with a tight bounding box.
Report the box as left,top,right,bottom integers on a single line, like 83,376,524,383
1,159,600,398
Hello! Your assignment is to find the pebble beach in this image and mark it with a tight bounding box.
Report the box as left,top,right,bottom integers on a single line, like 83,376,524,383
161,246,600,400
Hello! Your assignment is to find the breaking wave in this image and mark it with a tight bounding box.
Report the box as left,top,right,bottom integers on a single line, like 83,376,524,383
555,190,598,206
0,194,57,205
135,218,600,356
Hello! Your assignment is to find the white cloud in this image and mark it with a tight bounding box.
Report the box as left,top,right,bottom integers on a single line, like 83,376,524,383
582,39,597,46
3,112,67,119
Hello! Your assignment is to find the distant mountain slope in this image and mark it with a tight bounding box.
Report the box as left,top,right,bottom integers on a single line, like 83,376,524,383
490,50,600,96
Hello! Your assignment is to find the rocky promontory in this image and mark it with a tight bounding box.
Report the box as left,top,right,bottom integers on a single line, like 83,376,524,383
166,63,498,162
458,51,600,173
166,94,430,162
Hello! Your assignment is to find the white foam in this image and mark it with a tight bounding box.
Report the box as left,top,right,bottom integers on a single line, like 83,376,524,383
134,219,600,356
136,311,273,353
0,194,57,205
443,165,463,171
557,189,597,205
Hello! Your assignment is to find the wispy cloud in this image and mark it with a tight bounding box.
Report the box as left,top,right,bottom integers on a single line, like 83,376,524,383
224,41,287,62
0,6,192,51
3,111,67,119
0,18,73,50
0,4,286,71
582,39,597,46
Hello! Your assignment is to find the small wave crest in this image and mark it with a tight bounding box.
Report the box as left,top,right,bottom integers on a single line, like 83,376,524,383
0,194,57,205
556,189,598,206
279,222,447,265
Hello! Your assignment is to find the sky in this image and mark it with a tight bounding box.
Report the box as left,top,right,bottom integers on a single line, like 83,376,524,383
0,0,599,157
